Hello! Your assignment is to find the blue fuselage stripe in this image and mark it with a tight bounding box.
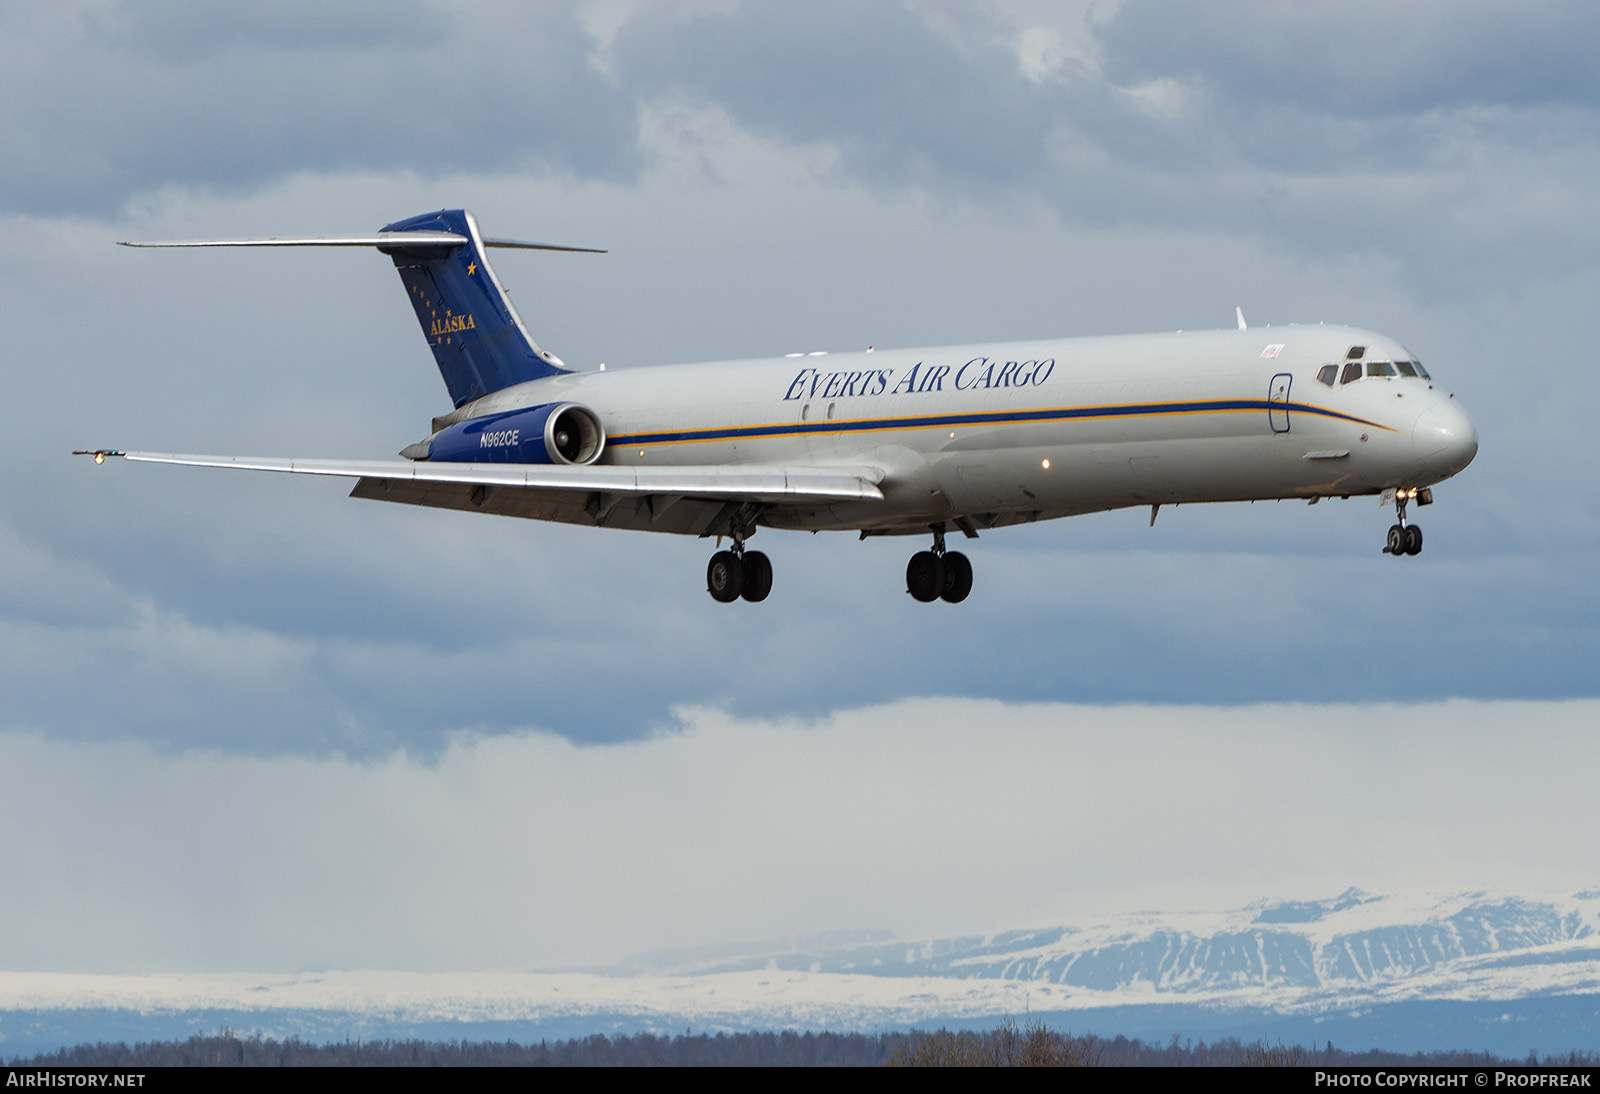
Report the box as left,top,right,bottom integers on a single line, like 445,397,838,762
608,399,1383,448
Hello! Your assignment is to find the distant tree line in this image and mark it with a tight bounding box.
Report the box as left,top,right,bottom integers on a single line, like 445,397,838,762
12,1024,1599,1067
886,1021,1598,1069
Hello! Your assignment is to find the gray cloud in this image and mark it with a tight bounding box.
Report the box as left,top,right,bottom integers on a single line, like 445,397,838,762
7,495,1594,754
92,0,427,61
609,1,1063,190
595,3,1600,294
8,1,1600,297
1098,0,1600,118
0,1,637,214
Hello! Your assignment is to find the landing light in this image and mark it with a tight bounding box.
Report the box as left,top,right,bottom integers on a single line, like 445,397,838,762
1041,459,1051,469
94,452,105,465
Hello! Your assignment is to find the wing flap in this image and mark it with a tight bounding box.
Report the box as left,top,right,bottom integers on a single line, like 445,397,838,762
349,476,751,536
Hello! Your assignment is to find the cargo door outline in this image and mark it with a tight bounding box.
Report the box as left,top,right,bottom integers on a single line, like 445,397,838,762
1268,372,1292,433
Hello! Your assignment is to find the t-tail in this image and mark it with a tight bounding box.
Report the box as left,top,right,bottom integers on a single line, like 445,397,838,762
119,209,605,408
381,210,570,406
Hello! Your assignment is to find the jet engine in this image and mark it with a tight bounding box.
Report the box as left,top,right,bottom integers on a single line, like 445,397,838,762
425,402,606,465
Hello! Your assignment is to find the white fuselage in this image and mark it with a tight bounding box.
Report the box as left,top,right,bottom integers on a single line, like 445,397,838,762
433,324,1478,535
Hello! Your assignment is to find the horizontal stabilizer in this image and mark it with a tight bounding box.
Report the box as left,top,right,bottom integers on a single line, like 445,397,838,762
119,233,604,252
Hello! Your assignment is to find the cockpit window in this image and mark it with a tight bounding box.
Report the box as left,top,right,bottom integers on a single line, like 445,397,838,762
1347,346,1366,360
1333,357,1433,385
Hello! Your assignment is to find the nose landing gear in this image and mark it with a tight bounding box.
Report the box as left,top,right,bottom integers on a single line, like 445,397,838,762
707,531,772,603
907,526,973,603
1383,487,1429,557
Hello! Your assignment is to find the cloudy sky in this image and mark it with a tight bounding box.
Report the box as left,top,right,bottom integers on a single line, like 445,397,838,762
2,1,1597,974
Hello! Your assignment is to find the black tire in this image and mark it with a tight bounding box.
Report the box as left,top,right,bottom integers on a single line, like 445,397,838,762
940,551,973,603
1385,524,1405,556
741,551,773,602
1404,524,1423,556
906,551,945,602
707,550,744,602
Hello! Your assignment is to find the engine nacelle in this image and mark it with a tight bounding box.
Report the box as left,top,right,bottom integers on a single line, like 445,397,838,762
427,402,605,465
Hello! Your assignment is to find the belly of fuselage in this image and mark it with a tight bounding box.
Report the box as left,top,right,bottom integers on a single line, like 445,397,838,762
725,403,1397,534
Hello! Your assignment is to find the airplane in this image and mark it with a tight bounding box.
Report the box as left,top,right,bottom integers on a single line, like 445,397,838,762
80,208,1479,604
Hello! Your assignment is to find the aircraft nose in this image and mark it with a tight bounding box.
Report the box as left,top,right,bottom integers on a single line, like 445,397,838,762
1412,400,1478,476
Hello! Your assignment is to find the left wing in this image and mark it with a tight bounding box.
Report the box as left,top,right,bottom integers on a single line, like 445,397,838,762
77,450,884,537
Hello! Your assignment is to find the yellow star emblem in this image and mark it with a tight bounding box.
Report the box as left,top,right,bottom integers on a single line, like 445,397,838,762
467,262,477,275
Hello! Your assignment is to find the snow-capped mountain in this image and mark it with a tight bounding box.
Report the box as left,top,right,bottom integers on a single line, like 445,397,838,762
3,888,1597,1059
621,887,1600,995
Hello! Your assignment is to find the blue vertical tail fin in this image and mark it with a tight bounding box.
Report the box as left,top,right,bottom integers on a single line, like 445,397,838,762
380,209,574,408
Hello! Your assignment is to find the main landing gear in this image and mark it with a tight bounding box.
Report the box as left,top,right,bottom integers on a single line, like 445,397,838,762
706,534,773,604
1383,487,1430,557
906,526,973,604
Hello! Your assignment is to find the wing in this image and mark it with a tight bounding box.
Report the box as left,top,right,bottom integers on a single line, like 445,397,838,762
79,451,883,537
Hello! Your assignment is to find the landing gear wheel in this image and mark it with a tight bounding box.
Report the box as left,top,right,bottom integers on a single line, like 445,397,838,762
906,551,945,603
940,551,973,603
707,550,745,602
740,551,773,602
1386,489,1428,558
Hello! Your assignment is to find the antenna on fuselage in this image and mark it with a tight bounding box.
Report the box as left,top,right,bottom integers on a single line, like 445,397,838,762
1236,307,1248,331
